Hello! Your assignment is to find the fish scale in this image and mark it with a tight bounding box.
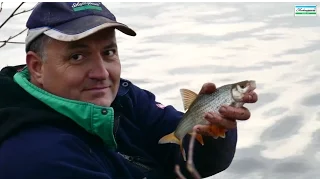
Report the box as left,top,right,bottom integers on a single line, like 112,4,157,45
175,84,234,139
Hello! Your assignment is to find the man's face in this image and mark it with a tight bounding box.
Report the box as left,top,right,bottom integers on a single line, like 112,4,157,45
28,28,121,107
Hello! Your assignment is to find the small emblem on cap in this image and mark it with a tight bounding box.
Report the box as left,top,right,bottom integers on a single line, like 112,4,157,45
71,2,102,12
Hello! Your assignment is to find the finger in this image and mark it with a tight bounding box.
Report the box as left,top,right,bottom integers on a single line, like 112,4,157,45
219,106,251,120
193,124,229,136
193,125,214,136
242,91,258,103
198,83,216,95
204,112,237,129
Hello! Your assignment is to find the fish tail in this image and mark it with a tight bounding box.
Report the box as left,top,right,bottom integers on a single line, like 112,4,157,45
158,132,180,145
158,133,187,161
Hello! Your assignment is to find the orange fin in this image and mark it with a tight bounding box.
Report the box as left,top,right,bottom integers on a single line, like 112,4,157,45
158,133,187,161
188,132,204,145
179,89,198,111
208,125,227,139
158,132,180,145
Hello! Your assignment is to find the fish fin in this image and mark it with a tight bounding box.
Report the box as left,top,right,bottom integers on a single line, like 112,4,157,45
219,128,228,138
209,125,227,139
188,132,204,146
179,89,198,111
158,132,180,145
159,133,186,161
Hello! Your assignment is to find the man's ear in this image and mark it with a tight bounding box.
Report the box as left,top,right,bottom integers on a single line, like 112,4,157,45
26,51,44,86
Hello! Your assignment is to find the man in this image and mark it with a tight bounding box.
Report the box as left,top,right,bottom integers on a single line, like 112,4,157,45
0,2,258,179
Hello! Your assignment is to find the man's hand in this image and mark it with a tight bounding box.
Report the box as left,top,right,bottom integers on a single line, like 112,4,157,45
193,82,258,135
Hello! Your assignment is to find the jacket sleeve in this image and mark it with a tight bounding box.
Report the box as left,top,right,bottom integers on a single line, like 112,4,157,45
0,127,112,179
130,83,237,178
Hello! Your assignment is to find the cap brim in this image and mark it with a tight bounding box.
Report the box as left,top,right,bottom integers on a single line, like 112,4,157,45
43,15,136,42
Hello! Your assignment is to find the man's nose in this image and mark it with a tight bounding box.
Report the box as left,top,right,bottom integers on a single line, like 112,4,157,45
88,57,109,80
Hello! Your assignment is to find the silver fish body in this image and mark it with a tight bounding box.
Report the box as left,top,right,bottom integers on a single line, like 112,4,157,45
174,84,235,140
158,80,256,161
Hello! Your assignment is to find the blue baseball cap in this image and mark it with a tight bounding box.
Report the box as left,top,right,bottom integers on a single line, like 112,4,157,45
25,2,136,52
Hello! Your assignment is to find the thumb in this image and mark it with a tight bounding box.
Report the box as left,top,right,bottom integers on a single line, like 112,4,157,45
199,83,217,95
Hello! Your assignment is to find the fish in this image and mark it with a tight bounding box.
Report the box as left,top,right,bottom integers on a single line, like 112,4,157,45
158,80,257,161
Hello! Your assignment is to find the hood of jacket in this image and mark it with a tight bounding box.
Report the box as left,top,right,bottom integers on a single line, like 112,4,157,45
0,65,127,149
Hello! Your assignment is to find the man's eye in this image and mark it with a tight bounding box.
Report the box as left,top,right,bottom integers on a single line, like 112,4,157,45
104,50,115,56
71,54,83,61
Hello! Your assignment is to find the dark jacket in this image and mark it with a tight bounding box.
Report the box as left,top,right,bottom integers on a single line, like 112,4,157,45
0,65,237,178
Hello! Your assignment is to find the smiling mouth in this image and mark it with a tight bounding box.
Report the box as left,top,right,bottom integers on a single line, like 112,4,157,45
83,86,110,91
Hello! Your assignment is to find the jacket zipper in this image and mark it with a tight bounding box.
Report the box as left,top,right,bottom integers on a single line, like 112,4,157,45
118,152,152,171
113,115,120,141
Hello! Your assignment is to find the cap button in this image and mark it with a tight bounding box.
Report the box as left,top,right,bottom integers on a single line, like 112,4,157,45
122,82,129,87
101,108,108,115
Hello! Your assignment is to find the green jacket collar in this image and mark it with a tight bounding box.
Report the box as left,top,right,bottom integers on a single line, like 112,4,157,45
13,67,117,149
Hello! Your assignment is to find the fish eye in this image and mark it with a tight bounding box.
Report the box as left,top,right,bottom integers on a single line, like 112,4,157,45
240,85,246,88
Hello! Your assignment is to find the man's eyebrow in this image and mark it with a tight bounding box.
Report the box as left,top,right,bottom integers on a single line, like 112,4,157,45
66,43,89,50
66,42,117,50
104,42,117,49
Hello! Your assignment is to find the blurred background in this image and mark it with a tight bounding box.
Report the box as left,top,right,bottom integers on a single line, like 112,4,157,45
0,2,319,178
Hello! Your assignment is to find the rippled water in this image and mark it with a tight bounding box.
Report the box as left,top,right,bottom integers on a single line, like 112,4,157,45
1,2,319,179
